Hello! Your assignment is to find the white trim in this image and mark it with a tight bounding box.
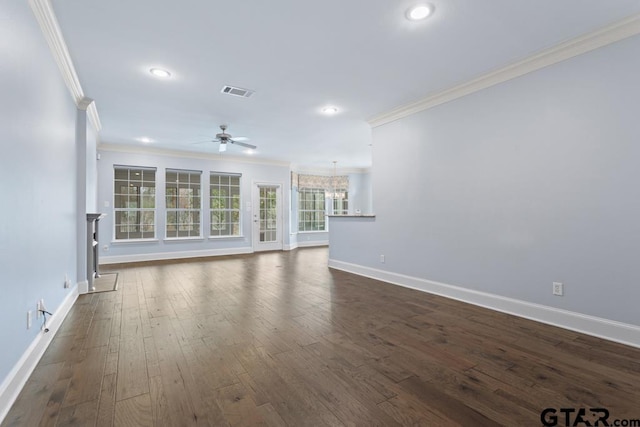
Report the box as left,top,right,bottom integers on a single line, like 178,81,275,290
111,239,160,245
163,237,205,243
77,97,102,132
77,279,89,295
328,259,640,349
208,236,245,241
100,247,253,265
99,143,291,167
285,240,329,251
368,13,640,128
298,240,329,248
28,0,81,104
292,166,371,175
0,285,79,424
76,96,93,110
28,0,102,132
87,104,102,133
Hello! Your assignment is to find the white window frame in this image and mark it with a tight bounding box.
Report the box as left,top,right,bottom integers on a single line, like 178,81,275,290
113,166,157,241
209,172,242,238
165,169,202,239
331,189,349,215
298,188,327,232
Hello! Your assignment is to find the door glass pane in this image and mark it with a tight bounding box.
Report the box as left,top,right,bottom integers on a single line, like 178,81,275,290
259,186,277,242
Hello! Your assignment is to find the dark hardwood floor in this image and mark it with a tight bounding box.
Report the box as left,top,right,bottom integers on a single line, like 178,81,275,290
3,247,640,426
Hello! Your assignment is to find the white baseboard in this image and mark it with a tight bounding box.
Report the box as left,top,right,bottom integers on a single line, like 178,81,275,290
0,284,79,423
77,279,88,295
328,259,640,349
298,240,329,248
100,247,254,265
285,240,329,251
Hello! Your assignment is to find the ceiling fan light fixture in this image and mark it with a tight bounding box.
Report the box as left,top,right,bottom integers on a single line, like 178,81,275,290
149,68,171,78
406,3,434,21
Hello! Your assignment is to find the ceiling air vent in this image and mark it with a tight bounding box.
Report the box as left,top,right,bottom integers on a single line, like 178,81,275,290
221,85,254,98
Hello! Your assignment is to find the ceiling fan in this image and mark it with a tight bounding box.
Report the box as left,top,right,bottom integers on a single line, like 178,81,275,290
209,124,256,152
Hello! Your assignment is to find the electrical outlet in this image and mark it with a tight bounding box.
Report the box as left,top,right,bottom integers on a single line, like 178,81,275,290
27,311,32,329
380,255,385,263
103,245,109,252
37,299,46,313
553,282,564,296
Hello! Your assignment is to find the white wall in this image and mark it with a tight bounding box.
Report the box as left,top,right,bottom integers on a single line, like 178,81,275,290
348,171,372,215
330,34,640,332
0,0,79,384
97,148,292,262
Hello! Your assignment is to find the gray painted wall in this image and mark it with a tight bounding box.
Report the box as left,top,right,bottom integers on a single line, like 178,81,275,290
348,172,373,215
330,34,640,326
0,1,79,381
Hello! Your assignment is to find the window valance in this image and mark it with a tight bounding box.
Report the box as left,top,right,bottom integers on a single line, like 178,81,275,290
294,173,348,190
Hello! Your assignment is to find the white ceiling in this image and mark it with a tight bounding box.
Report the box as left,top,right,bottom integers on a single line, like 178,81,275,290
50,0,640,169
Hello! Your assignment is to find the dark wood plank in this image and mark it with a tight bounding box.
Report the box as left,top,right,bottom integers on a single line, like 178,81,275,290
95,373,116,427
56,399,99,426
5,248,640,426
116,308,149,401
61,346,108,408
1,363,64,427
114,394,152,427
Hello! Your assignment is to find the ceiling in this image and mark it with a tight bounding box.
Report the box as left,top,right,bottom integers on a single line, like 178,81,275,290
50,0,640,169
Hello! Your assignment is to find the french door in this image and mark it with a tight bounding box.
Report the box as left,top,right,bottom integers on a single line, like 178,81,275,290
252,183,283,252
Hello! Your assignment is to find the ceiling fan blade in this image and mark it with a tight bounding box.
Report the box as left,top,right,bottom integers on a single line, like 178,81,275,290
192,139,215,145
230,140,257,149
219,141,227,152
231,136,249,142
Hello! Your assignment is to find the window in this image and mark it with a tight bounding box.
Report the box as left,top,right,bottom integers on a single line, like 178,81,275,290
332,190,348,215
210,173,241,237
166,169,201,238
296,173,349,231
298,188,326,231
114,166,156,240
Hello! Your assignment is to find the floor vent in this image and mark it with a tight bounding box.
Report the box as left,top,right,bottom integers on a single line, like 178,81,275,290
221,85,254,98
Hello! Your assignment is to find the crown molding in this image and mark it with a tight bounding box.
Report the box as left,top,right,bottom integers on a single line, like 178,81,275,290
29,0,102,132
98,143,292,167
77,96,93,110
87,103,102,132
369,12,640,128
293,166,371,175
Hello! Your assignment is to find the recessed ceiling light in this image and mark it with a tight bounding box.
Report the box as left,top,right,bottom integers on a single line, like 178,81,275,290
322,106,339,115
149,68,171,78
244,149,255,155
406,3,434,21
137,137,154,143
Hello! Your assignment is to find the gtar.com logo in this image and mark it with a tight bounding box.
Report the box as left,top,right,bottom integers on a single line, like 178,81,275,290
541,408,640,427
541,408,610,426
